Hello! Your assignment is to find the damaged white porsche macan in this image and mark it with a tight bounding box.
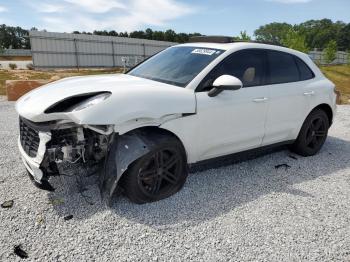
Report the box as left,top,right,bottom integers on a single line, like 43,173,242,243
16,37,336,204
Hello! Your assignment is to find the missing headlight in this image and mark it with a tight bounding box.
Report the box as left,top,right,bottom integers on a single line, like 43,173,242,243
44,92,111,113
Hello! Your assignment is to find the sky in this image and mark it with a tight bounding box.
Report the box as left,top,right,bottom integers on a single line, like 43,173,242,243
0,0,349,37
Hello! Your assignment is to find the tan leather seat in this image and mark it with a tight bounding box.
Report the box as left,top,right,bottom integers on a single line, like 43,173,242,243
243,67,255,83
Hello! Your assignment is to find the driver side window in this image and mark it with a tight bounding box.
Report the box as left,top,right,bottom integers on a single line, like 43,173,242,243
198,49,266,91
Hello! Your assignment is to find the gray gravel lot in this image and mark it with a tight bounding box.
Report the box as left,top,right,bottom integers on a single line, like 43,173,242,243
1,96,350,261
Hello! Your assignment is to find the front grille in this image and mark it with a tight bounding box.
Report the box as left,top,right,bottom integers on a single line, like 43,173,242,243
20,118,40,157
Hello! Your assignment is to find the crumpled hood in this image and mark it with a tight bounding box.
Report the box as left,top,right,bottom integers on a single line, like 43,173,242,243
16,74,196,124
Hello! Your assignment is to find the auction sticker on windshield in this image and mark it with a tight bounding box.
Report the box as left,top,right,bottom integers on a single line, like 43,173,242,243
191,49,217,55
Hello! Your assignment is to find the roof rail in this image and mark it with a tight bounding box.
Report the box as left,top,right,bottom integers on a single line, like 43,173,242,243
188,36,285,47
189,36,233,43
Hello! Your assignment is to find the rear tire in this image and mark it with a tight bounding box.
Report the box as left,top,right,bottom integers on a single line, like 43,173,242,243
121,136,188,204
290,109,329,156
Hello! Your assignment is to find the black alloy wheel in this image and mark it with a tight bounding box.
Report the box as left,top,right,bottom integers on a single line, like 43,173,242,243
121,136,188,204
137,148,182,197
304,116,327,151
290,109,329,156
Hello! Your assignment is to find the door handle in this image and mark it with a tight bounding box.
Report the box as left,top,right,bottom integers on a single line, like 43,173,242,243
253,97,268,102
303,91,315,96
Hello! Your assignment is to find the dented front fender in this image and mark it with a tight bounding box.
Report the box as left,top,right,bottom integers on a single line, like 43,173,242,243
99,131,155,205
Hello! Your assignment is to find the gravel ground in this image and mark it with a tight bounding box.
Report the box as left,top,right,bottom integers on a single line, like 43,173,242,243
1,96,350,261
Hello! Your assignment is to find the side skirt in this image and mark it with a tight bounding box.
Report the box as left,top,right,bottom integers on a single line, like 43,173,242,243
189,140,295,173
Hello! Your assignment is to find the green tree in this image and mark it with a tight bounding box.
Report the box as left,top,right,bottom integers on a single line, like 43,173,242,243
347,50,350,65
119,32,129,37
0,24,30,49
296,19,345,49
281,29,309,53
175,33,189,43
233,31,251,41
254,22,293,44
323,40,337,64
129,30,146,39
145,28,153,40
152,31,165,41
338,24,350,51
164,29,176,42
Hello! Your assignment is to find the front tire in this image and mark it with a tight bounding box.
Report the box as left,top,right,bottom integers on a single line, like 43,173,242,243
290,109,329,156
121,136,188,204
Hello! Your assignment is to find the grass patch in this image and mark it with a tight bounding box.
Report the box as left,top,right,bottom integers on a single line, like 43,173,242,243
0,68,123,96
320,65,350,104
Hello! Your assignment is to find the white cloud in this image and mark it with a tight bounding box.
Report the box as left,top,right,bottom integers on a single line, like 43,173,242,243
33,0,195,32
115,0,194,30
64,0,126,13
33,3,65,13
266,0,313,3
0,6,8,12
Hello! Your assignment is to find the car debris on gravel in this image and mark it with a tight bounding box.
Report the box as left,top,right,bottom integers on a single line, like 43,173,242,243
14,245,28,259
64,215,73,221
1,200,14,208
274,163,292,169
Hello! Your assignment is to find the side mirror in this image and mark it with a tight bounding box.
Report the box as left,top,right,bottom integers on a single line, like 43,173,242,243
208,75,243,97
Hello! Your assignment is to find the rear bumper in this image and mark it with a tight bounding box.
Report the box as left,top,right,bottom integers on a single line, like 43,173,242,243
18,131,51,183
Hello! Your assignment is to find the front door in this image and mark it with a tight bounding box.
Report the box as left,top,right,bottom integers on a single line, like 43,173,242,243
194,49,269,161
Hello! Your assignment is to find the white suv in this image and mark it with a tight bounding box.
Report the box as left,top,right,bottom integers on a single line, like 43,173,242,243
16,38,336,204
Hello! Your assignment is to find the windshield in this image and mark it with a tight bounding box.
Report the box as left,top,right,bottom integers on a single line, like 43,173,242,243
128,46,224,87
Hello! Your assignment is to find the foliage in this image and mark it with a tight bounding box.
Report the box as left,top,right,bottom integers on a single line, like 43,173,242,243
92,28,201,43
324,41,338,64
232,31,251,41
0,25,202,49
338,24,350,51
0,24,30,49
323,40,338,64
0,44,4,54
296,19,344,49
255,19,350,50
254,22,293,44
347,50,350,65
281,29,309,53
26,63,34,70
8,63,17,70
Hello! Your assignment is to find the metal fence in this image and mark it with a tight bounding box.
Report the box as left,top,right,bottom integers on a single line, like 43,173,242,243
308,50,349,65
29,31,349,69
29,31,175,69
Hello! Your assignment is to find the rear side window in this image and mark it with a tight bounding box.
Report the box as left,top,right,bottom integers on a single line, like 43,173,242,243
267,51,299,84
295,57,314,81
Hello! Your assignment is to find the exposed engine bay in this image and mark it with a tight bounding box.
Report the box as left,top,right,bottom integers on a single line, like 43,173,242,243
19,116,152,204
44,126,109,172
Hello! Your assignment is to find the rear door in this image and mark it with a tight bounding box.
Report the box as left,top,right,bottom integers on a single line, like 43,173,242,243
262,50,313,145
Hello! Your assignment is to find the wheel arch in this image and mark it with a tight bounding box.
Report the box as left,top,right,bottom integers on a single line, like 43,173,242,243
123,126,189,162
99,125,189,204
311,103,334,126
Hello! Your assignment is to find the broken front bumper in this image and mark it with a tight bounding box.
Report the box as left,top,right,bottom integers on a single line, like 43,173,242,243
18,131,54,190
18,116,155,204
